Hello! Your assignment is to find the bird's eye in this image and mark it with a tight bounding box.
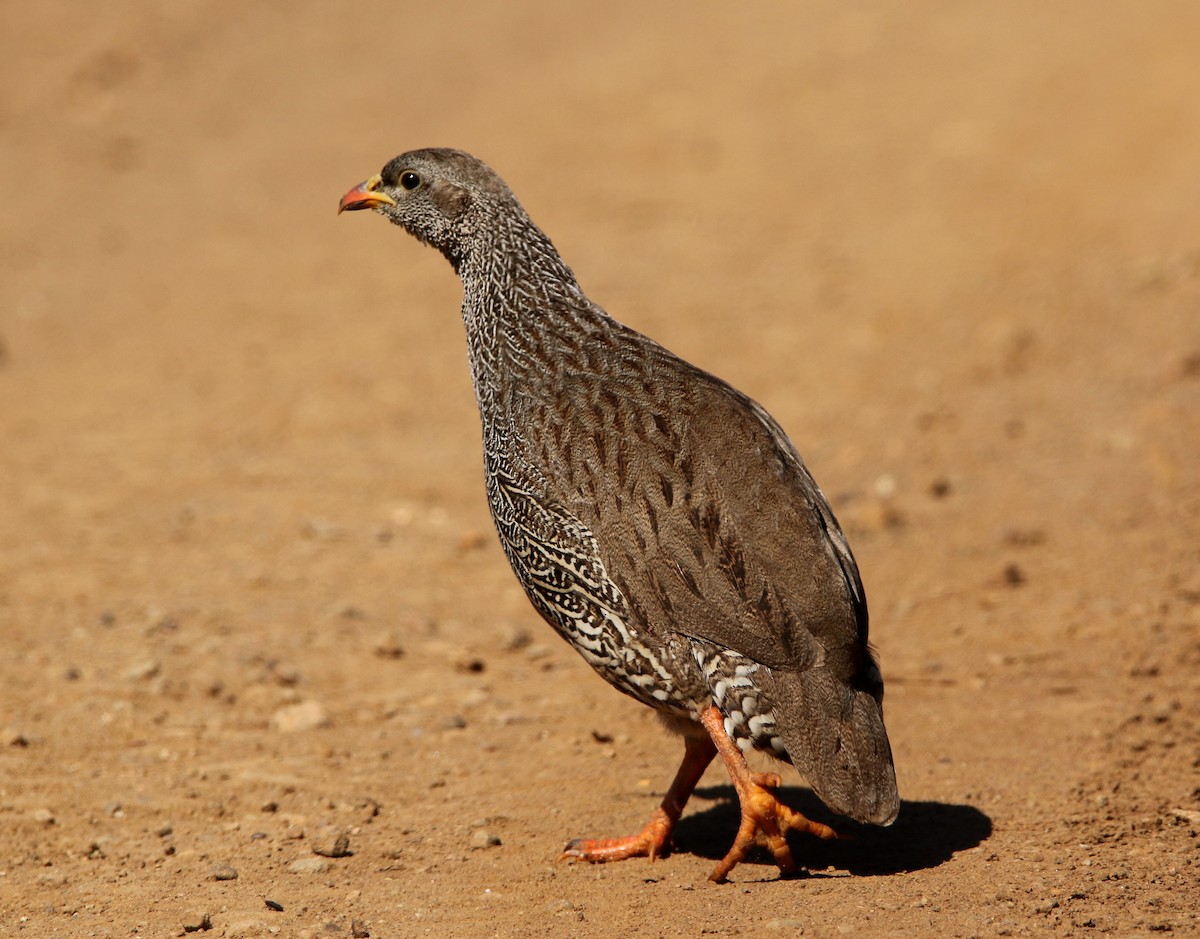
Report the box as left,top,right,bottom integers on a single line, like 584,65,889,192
400,171,421,190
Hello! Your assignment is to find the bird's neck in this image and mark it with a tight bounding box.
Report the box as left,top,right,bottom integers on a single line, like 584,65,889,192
455,211,593,417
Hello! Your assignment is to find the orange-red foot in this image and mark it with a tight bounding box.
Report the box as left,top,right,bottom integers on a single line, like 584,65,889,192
700,706,842,883
706,766,841,882
561,732,716,865
562,806,675,862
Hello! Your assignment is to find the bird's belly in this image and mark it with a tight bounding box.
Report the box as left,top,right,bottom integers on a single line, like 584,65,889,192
536,597,709,718
483,460,710,716
482,459,784,740
552,615,791,763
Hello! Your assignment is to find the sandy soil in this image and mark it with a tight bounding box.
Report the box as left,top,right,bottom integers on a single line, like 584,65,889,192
2,3,1199,937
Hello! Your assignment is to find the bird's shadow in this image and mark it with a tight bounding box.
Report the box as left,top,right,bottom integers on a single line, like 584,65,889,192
674,784,992,877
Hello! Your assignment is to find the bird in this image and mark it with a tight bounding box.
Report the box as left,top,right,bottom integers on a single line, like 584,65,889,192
338,148,899,882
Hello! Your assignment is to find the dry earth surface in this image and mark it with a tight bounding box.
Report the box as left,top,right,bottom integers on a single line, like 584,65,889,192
2,3,1198,937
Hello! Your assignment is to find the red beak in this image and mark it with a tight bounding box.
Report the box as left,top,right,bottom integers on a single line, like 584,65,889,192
338,174,397,214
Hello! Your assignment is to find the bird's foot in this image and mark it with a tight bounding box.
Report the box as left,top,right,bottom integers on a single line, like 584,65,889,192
698,706,842,883
561,806,675,863
561,732,717,865
707,769,840,883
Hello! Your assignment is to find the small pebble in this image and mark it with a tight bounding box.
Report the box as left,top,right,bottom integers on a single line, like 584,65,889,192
469,829,502,849
1001,562,1026,587
211,863,239,881
543,899,577,915
351,920,370,938
289,857,331,875
311,826,352,858
36,872,68,887
373,634,406,659
270,663,303,686
181,911,212,933
264,899,284,912
928,477,952,499
124,659,161,681
31,808,56,825
271,700,330,733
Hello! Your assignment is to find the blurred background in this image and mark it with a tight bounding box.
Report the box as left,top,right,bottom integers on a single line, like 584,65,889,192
1,3,1198,935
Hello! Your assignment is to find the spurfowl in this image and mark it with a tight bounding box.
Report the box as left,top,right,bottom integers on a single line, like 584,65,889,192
339,149,899,881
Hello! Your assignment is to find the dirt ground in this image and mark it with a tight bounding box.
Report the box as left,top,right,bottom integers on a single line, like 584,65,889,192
2,3,1198,937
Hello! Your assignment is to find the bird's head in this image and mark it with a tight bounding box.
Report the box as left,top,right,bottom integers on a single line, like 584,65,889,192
338,148,515,267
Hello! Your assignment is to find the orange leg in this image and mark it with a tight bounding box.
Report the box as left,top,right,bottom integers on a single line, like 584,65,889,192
562,732,716,862
699,705,841,882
